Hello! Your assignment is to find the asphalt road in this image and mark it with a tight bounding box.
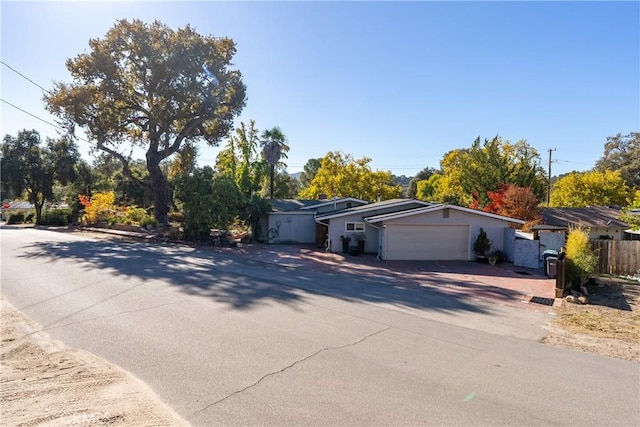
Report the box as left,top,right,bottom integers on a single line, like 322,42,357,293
2,227,639,426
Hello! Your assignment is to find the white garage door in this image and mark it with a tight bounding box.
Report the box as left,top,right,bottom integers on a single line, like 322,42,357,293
385,224,469,261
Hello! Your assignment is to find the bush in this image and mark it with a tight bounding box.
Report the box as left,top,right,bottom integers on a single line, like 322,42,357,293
39,208,71,226
7,211,25,224
79,192,116,224
139,215,156,229
473,228,491,256
123,206,148,224
566,226,598,286
167,211,185,223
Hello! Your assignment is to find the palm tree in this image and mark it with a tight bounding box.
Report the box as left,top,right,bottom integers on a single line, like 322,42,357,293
260,127,289,199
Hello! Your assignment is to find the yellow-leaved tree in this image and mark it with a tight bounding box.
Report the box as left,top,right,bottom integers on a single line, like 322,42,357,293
550,170,630,207
299,151,402,201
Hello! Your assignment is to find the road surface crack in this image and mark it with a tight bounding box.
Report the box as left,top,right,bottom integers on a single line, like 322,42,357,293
193,326,390,415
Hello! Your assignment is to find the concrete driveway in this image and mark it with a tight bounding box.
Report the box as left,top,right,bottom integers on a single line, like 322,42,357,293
208,243,558,312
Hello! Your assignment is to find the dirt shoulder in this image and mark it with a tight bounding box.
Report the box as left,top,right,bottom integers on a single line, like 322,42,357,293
542,276,640,362
0,298,188,426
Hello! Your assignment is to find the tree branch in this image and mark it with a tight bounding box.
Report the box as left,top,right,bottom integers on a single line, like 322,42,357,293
97,136,149,188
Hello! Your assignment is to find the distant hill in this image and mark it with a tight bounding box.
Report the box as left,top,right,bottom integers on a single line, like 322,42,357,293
289,171,302,181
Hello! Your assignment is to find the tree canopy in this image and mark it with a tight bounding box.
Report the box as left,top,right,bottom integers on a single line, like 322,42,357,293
431,137,547,207
215,120,267,197
406,167,437,199
44,19,246,225
299,158,322,189
261,126,289,199
549,170,631,207
473,183,542,230
1,129,79,223
594,132,640,188
299,151,402,201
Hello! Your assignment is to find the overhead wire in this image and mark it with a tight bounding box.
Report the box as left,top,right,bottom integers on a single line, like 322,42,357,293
1,60,52,94
1,60,93,143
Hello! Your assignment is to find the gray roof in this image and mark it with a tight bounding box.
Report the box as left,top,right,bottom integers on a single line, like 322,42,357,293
270,199,323,212
365,203,526,224
316,199,431,220
539,206,629,229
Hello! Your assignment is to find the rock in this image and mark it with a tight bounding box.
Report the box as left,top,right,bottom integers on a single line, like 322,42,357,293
577,295,589,305
565,295,579,304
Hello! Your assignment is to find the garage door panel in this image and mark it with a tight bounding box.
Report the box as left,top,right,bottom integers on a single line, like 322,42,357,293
385,225,469,260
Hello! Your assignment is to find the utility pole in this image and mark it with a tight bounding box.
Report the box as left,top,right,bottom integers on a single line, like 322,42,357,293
547,148,556,204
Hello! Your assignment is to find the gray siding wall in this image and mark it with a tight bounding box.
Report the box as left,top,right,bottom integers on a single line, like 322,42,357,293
267,213,316,244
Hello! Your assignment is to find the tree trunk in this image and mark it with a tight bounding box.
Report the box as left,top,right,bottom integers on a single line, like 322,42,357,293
147,155,170,227
34,199,44,225
270,164,275,200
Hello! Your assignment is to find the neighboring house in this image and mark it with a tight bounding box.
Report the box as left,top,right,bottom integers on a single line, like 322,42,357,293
0,201,35,221
539,206,631,240
258,197,369,245
365,204,525,261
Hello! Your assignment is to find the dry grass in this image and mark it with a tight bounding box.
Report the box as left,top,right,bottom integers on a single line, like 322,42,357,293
557,276,640,341
544,276,640,361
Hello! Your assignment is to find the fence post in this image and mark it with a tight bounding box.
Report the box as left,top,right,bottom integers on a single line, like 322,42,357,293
555,253,566,298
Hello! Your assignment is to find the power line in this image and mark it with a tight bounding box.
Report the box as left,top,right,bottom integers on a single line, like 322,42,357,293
1,60,51,94
1,98,64,131
0,98,90,144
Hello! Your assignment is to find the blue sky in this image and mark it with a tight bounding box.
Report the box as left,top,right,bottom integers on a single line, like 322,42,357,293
1,1,638,178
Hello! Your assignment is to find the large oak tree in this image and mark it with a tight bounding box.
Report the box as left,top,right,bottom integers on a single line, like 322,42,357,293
45,19,246,225
595,132,640,188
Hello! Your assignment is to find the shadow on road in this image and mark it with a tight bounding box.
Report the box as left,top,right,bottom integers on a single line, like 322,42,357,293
13,231,527,315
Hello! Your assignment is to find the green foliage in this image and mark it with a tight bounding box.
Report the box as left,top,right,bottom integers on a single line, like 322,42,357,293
242,196,272,240
565,226,598,286
45,19,247,225
299,158,322,188
210,176,245,230
167,142,199,181
595,132,640,188
407,167,437,199
7,212,27,225
435,137,547,206
416,174,442,202
174,167,218,241
1,130,79,224
621,189,640,231
174,166,245,241
123,206,148,224
473,228,491,256
259,171,300,199
139,215,157,229
261,126,289,199
215,120,267,197
299,151,402,201
39,208,72,226
549,170,630,207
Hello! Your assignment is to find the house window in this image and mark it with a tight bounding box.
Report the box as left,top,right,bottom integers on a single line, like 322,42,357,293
443,208,449,218
345,222,365,232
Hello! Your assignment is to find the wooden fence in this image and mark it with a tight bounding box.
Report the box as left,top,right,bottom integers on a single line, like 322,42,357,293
591,240,640,276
